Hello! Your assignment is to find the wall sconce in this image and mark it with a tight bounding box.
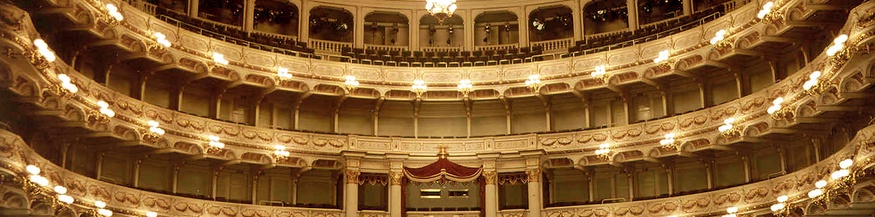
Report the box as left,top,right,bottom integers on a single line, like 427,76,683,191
756,1,774,19
146,211,158,217
411,79,427,97
826,34,848,56
710,29,731,48
56,74,78,96
276,67,293,80
212,52,229,65
274,144,290,160
770,195,788,212
88,100,115,123
718,118,740,137
105,4,124,21
525,74,543,93
592,65,609,83
802,71,824,95
33,39,56,63
457,79,474,97
206,135,225,154
830,158,853,180
343,75,360,91
94,200,113,216
149,32,172,52
594,143,612,160
767,97,791,119
659,133,679,149
808,180,827,198
722,206,738,217
653,50,670,64
142,120,165,142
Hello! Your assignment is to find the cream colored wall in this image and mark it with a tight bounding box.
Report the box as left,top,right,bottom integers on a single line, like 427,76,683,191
296,170,337,205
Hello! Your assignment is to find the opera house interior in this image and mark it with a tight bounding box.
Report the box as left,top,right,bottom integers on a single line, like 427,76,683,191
2,0,875,216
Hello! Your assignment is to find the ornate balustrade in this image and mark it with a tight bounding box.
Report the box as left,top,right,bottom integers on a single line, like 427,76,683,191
421,46,464,53
87,0,767,96
3,0,872,161
309,39,352,55
530,38,573,53
475,43,520,51
28,0,810,97
363,44,409,52
1,119,874,217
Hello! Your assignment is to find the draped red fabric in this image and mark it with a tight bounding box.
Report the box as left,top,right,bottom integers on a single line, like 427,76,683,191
403,158,482,179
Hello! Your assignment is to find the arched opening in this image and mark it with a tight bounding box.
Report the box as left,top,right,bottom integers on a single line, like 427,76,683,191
364,12,410,46
419,14,464,48
198,0,245,26
528,5,573,42
583,0,629,35
254,0,299,37
474,11,519,47
309,7,354,42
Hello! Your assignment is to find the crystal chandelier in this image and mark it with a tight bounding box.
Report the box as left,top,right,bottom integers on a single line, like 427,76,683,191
425,0,457,24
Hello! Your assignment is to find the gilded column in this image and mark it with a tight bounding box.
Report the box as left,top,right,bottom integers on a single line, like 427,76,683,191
132,158,143,188
682,0,693,16
345,169,361,217
626,0,638,31
484,171,498,217
188,0,199,18
526,168,542,217
243,0,256,32
390,171,404,217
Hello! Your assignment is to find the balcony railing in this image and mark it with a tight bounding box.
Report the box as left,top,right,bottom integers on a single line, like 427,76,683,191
310,39,352,54
475,43,519,51
364,44,409,52
530,38,572,53
422,46,463,52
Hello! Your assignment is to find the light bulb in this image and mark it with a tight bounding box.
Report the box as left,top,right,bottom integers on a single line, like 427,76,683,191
726,207,738,214
840,158,853,169
808,189,823,198
148,120,159,128
776,195,788,203
770,203,785,212
146,212,158,217
724,118,735,124
34,39,48,49
834,34,848,44
58,194,74,204
26,165,41,175
54,186,67,194
98,208,113,217
815,180,827,188
773,97,784,105
97,100,109,108
29,175,49,186
95,200,106,208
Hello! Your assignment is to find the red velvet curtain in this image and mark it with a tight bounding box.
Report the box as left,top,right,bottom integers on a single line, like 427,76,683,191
403,158,482,180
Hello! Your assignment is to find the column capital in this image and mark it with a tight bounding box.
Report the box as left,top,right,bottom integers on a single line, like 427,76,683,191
483,171,497,185
346,169,361,184
390,171,404,185
525,168,541,183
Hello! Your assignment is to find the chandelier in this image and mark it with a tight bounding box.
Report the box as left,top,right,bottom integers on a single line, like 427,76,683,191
425,0,457,24
344,75,360,91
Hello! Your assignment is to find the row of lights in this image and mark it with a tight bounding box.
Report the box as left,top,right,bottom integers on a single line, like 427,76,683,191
104,4,124,22
25,165,158,217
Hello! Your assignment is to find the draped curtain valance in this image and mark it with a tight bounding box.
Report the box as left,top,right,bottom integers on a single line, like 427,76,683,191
402,158,483,182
